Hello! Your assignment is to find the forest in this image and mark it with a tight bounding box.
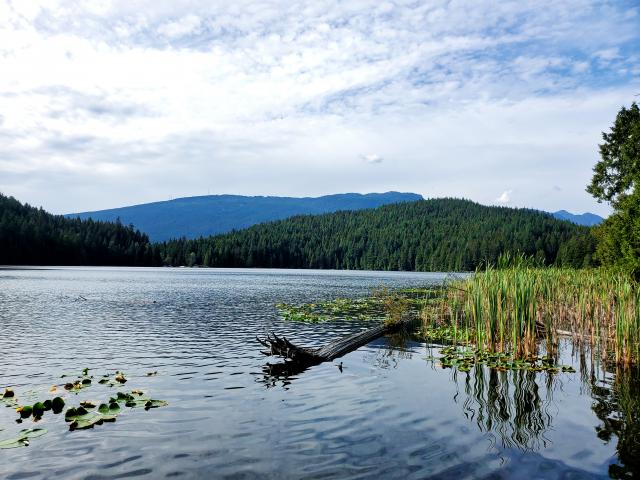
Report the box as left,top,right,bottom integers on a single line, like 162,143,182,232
0,194,594,270
0,193,159,266
157,198,595,271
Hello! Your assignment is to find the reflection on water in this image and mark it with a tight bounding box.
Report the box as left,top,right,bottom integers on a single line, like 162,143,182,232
0,267,639,479
591,366,640,478
458,367,554,451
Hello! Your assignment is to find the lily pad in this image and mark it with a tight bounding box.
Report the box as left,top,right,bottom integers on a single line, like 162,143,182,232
51,396,65,414
109,391,168,410
0,428,47,449
16,405,33,419
32,402,47,418
98,371,128,387
63,380,90,393
65,406,118,431
1,388,19,409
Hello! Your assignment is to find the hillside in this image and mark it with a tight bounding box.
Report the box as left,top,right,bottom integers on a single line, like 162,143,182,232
158,198,596,271
552,210,604,227
0,194,157,266
67,192,424,241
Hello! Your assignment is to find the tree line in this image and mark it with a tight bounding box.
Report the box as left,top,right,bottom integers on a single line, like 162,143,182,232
156,199,596,271
0,193,160,266
1,193,595,270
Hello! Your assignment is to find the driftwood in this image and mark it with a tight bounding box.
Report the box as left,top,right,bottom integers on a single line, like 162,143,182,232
257,320,410,366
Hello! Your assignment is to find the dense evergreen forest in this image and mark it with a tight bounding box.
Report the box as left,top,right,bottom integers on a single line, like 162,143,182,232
0,194,159,266
0,194,595,270
157,199,596,271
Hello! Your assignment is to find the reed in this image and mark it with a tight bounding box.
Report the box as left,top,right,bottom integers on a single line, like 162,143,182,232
424,254,640,365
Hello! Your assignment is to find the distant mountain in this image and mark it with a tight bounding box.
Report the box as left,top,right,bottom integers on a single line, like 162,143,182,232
67,192,424,241
552,210,604,227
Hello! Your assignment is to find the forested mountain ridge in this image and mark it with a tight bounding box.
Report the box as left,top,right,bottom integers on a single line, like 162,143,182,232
1,194,595,270
157,198,596,271
67,192,424,241
0,193,158,266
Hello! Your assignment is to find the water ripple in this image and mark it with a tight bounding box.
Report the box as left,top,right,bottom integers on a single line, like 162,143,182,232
0,267,624,479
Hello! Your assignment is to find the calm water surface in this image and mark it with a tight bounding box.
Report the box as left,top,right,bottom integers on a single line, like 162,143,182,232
0,267,637,479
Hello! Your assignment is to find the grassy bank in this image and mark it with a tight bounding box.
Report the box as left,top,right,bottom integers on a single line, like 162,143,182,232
422,257,640,365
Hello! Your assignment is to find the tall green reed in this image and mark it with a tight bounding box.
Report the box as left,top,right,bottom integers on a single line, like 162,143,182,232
424,255,640,365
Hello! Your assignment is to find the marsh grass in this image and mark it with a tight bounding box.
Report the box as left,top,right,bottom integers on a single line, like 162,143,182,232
424,254,640,366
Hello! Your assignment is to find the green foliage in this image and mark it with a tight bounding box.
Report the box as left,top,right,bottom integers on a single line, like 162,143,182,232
587,102,640,206
276,297,384,322
431,345,575,374
158,199,595,271
276,287,434,323
0,193,161,266
593,190,640,276
435,266,640,365
587,102,640,276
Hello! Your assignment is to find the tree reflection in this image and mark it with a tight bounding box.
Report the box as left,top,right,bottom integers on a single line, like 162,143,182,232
452,366,555,451
590,365,640,478
258,329,640,477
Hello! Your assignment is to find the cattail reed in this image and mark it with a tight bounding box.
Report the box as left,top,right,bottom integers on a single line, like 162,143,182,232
424,254,639,365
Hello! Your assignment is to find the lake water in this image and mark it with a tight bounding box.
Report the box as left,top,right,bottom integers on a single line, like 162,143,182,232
0,267,637,479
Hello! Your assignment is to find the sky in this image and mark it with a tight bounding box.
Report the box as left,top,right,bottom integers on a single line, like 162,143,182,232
0,1,638,216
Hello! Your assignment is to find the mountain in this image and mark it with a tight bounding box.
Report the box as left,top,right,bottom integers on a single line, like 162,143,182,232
67,192,424,242
552,210,604,226
0,193,157,266
158,198,596,271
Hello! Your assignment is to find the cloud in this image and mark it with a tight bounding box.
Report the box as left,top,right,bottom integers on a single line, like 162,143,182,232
157,14,202,39
0,0,635,216
361,153,383,164
496,190,513,204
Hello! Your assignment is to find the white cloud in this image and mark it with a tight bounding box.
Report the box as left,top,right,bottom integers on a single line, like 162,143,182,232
361,154,383,164
496,190,513,204
157,14,201,38
0,0,635,216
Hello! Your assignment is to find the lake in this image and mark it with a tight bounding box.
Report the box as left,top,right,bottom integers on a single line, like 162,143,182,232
0,267,636,479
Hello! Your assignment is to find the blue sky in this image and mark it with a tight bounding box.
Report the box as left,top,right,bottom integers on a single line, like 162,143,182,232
0,1,638,215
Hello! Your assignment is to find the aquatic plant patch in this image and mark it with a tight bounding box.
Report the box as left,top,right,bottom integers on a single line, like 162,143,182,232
276,287,436,323
97,371,128,387
432,346,577,374
65,406,118,430
0,369,169,445
108,390,169,410
0,428,47,449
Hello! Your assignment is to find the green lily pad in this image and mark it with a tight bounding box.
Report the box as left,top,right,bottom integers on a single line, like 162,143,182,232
97,402,121,414
51,397,65,414
65,406,118,431
16,405,33,419
109,391,168,410
0,428,47,449
32,402,46,418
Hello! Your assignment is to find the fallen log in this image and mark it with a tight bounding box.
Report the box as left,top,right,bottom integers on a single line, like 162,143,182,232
257,319,411,365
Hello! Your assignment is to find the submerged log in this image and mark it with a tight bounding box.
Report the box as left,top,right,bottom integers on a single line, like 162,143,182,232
257,320,410,365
